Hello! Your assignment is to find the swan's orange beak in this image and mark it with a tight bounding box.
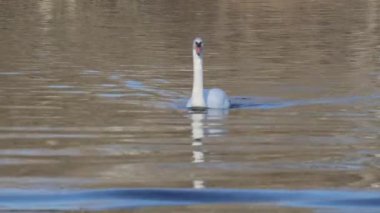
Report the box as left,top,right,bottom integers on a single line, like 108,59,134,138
195,46,202,56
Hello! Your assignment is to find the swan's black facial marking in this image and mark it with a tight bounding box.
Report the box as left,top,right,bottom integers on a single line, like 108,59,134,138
195,41,202,48
194,38,203,56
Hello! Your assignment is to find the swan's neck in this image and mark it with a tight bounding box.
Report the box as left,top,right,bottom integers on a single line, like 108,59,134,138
191,50,205,108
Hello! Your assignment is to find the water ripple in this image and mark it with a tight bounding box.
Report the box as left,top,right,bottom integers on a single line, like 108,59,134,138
125,80,380,110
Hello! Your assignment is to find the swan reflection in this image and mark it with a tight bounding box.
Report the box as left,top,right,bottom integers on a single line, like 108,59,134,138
188,109,229,189
190,109,229,141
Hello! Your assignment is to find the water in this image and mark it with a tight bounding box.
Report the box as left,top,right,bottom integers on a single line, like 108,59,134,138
0,0,379,212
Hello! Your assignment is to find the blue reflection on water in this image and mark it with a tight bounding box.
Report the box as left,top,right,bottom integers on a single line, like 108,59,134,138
229,94,380,110
124,80,380,110
0,188,379,211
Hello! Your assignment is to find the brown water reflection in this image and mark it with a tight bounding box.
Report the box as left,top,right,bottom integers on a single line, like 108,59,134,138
0,0,379,211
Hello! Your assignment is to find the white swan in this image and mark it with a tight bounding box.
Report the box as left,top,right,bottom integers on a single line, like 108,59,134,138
186,37,231,109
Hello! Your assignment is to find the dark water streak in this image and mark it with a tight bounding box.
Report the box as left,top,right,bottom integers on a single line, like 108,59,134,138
0,188,379,211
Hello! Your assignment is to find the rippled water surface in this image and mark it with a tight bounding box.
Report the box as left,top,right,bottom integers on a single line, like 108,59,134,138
0,0,380,212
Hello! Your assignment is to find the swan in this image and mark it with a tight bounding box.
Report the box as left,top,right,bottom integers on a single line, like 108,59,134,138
186,37,231,110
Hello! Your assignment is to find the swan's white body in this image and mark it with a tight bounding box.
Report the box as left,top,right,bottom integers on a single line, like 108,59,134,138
187,89,230,109
187,38,230,109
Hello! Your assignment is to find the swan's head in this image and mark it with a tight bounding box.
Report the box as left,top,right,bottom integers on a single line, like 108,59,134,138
193,37,204,57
